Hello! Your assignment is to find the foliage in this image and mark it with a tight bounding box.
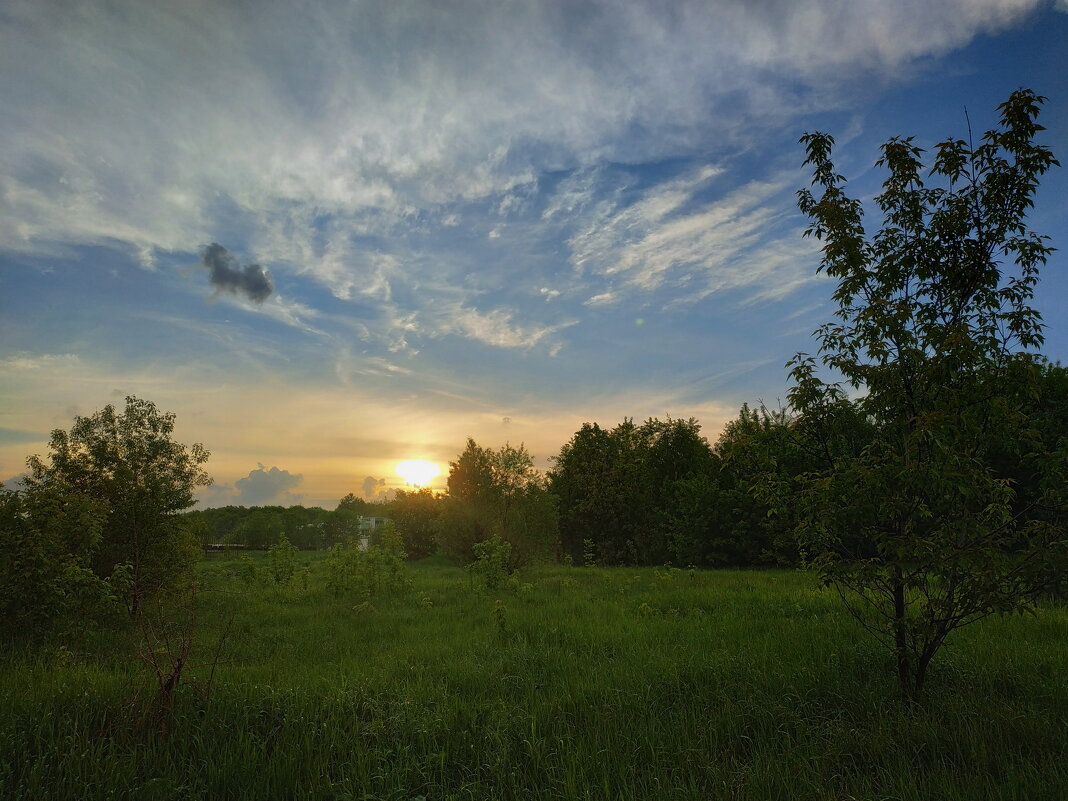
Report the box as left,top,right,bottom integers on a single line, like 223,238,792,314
581,538,596,567
387,487,443,559
187,505,333,551
550,417,715,565
23,396,211,612
786,89,1067,696
327,527,408,600
236,554,265,587
322,505,363,550
266,534,298,585
0,481,122,635
229,509,284,549
336,492,380,516
469,534,513,589
434,498,491,564
439,439,558,564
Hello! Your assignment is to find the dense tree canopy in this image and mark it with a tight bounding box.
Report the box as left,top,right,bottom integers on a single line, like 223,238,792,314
388,488,442,559
0,479,114,634
439,439,557,564
550,417,716,565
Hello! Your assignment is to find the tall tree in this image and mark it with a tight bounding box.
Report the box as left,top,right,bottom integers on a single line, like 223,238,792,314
440,439,557,563
550,420,646,565
666,405,803,568
787,89,1066,696
388,487,443,559
25,396,211,612
551,417,715,565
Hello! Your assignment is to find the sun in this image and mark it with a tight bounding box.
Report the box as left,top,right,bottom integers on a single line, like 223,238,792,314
395,459,440,487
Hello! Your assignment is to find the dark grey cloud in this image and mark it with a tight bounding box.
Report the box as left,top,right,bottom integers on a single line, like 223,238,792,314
235,464,302,505
200,243,273,303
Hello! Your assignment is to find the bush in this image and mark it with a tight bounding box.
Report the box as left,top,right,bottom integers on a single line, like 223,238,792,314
469,535,512,590
0,483,124,636
327,527,407,600
267,534,297,585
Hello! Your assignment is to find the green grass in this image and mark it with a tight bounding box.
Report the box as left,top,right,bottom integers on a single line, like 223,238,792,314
2,554,1066,800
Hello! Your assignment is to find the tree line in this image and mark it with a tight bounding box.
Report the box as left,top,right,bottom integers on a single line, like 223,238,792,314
173,350,1066,584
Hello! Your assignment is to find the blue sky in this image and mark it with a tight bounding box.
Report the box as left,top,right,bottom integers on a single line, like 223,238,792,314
2,0,1066,508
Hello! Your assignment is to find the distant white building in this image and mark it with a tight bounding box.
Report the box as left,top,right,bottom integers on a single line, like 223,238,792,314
352,516,391,550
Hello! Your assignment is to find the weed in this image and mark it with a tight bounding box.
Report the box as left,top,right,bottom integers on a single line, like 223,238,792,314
493,599,508,638
581,538,596,567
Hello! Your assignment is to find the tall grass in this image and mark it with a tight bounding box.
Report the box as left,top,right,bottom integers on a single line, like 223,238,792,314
2,554,1065,800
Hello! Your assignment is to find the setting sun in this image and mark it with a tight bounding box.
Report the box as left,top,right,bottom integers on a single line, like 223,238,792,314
395,459,440,487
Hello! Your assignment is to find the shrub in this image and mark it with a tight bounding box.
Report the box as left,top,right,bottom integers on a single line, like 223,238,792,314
0,482,124,636
267,534,297,585
327,530,408,600
469,535,512,590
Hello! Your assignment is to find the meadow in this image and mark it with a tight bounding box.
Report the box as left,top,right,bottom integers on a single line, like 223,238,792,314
1,553,1066,801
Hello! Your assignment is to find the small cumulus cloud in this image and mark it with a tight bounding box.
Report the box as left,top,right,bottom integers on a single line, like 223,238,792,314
195,482,239,508
235,463,302,505
200,243,274,304
362,475,386,501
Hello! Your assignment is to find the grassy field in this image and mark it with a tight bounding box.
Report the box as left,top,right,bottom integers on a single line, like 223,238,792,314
2,553,1066,800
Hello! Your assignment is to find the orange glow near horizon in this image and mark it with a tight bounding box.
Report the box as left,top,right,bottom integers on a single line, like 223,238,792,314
395,459,441,487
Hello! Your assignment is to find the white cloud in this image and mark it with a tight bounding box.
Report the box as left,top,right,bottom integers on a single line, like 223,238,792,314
567,167,818,306
334,351,415,385
0,0,1042,267
441,305,576,351
584,291,620,307
234,464,303,505
0,352,81,371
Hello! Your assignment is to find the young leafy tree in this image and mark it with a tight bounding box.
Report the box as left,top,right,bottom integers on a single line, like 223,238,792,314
787,89,1066,696
24,396,212,613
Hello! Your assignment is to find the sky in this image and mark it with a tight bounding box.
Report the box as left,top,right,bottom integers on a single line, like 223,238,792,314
2,0,1067,508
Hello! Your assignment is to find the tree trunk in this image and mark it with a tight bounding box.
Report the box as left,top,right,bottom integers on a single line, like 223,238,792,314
892,566,912,696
